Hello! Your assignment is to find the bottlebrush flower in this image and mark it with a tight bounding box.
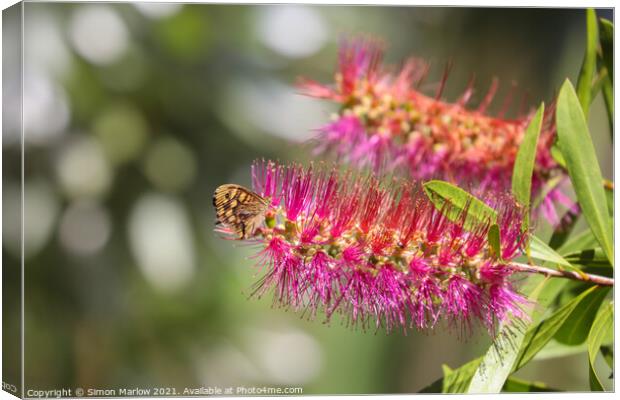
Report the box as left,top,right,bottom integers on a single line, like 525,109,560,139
216,160,529,335
299,38,572,225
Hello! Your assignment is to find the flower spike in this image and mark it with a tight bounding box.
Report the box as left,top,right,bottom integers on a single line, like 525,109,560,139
216,160,530,335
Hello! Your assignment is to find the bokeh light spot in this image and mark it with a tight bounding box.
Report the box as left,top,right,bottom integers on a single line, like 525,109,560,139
69,5,129,65
94,103,149,165
155,7,209,59
256,6,328,59
142,136,197,193
220,78,330,144
55,136,112,199
59,200,111,257
248,327,323,385
134,3,182,19
3,181,60,259
24,72,70,145
128,193,196,293
25,10,71,77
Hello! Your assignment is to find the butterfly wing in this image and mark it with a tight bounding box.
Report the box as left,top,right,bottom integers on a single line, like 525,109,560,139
213,184,269,239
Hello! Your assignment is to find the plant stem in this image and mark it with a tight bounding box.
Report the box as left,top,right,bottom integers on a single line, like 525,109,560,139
511,262,613,286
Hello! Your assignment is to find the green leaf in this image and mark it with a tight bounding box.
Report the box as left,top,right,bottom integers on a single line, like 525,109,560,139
605,184,613,215
529,235,573,269
548,206,581,250
432,278,572,394
442,359,484,393
599,18,613,83
467,278,547,393
533,339,588,361
556,80,613,266
512,285,600,371
576,9,598,117
487,224,502,260
419,359,482,393
428,278,572,394
564,248,612,268
423,180,497,230
533,277,569,316
550,145,567,169
601,74,614,136
599,18,614,135
600,345,613,369
587,301,613,391
502,377,557,392
557,229,599,256
511,103,545,230
590,69,607,100
555,286,610,344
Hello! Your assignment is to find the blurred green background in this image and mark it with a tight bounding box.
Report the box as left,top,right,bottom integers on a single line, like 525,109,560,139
2,3,614,394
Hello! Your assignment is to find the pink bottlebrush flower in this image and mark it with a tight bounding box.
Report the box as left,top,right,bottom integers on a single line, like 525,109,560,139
299,38,569,225
218,160,530,335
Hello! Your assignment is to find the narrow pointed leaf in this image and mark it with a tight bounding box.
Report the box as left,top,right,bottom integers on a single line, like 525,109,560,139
558,229,599,256
549,206,581,249
487,224,502,260
576,9,598,116
596,32,614,135
419,359,482,393
556,80,613,266
502,377,557,392
467,279,547,393
587,301,613,391
550,145,567,169
600,345,613,369
423,180,497,230
554,286,610,344
534,339,588,360
564,248,612,268
423,276,573,394
599,18,613,83
512,285,599,371
512,103,545,231
442,359,483,393
601,74,613,137
529,235,574,269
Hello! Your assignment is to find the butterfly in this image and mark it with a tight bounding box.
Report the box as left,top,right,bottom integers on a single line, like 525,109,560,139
213,184,269,239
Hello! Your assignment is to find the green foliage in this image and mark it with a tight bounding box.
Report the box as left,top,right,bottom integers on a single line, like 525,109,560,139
564,248,612,268
548,207,581,249
549,145,567,169
599,18,613,83
487,224,502,260
421,10,614,394
423,181,505,262
419,359,482,393
429,286,607,393
502,377,557,392
576,9,598,117
513,285,602,371
601,74,614,137
600,345,614,369
556,80,614,266
557,229,599,255
533,339,588,361
597,18,614,135
422,180,497,229
554,287,610,345
467,279,547,393
511,103,545,231
587,301,613,390
529,235,574,269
